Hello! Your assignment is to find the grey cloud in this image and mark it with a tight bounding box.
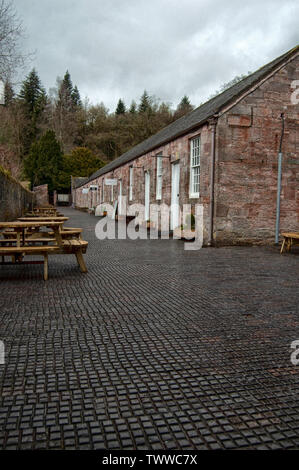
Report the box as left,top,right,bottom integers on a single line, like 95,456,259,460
14,0,299,110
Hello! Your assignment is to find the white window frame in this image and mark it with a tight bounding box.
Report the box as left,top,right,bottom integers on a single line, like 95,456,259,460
189,136,200,198
156,153,163,200
129,166,133,201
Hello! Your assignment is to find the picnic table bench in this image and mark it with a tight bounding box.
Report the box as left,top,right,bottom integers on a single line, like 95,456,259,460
280,232,299,254
0,220,88,280
3,224,82,242
26,211,62,217
18,216,69,222
26,208,63,216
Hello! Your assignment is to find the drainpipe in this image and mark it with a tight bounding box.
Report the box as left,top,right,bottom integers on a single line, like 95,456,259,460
208,115,218,246
275,113,285,245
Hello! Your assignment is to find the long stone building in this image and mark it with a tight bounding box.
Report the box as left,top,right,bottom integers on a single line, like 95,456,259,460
73,46,299,245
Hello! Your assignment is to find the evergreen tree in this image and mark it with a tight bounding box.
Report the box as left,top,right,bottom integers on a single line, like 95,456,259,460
24,130,63,191
58,147,104,189
72,85,82,107
138,90,152,113
23,140,39,185
18,68,46,119
57,70,81,110
129,100,137,114
174,95,193,119
115,99,126,115
178,95,191,108
4,80,14,106
54,71,82,151
18,68,47,154
57,70,75,112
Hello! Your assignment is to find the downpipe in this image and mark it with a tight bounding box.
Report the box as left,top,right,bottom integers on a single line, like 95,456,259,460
208,116,218,246
275,113,285,245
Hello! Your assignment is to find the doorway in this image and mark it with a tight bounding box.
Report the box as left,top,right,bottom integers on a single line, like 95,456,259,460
144,171,150,221
171,162,180,230
118,179,122,215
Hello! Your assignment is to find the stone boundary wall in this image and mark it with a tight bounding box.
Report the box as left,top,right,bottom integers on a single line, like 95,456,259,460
0,168,35,221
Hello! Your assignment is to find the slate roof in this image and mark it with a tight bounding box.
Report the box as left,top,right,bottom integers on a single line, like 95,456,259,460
72,176,89,188
78,45,299,188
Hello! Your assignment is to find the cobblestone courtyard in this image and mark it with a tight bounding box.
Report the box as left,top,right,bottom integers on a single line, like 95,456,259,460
0,207,299,450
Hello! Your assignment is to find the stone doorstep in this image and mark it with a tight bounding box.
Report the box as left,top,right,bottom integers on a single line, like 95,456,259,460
173,227,196,240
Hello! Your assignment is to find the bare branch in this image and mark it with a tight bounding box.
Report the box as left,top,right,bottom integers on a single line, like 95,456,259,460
0,0,31,80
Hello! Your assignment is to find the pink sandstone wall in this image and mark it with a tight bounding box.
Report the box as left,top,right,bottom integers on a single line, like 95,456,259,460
214,53,299,244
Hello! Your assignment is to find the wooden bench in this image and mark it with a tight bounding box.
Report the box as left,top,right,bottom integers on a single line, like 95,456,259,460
26,211,63,217
49,228,83,239
0,238,55,246
0,245,59,280
280,232,299,253
18,216,68,223
3,229,82,241
62,239,88,253
59,240,88,273
0,239,88,275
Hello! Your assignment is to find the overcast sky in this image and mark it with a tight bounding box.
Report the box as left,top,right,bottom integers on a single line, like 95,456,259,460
14,0,299,112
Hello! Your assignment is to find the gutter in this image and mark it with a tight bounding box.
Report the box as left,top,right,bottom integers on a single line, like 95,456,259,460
208,115,218,246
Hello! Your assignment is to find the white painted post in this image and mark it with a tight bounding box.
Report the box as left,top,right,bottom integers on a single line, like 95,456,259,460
0,80,4,105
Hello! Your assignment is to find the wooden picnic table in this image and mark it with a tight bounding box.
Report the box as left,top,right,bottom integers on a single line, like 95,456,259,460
0,220,88,280
0,221,64,247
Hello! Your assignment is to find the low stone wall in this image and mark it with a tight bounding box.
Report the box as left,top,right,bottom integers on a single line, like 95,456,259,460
0,168,35,221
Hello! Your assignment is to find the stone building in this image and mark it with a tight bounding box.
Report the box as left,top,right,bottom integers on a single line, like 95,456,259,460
73,46,299,245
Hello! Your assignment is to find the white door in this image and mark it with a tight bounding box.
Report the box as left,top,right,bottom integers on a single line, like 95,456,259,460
144,171,150,221
118,180,122,215
171,163,180,229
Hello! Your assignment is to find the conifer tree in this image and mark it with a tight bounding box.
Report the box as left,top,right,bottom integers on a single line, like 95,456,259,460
18,68,47,154
55,71,82,151
57,70,75,112
18,68,46,119
4,79,14,106
24,130,63,191
174,95,193,118
115,99,126,115
129,100,137,114
72,85,82,107
138,90,152,113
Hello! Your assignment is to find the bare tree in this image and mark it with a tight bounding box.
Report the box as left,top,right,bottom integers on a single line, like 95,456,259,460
0,0,28,79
